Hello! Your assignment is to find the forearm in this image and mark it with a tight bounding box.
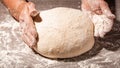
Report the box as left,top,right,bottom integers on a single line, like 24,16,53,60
3,0,27,21
3,0,26,9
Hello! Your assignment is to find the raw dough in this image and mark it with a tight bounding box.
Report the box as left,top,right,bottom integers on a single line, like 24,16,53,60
33,7,94,58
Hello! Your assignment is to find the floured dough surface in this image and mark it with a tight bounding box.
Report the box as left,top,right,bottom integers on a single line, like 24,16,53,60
33,7,94,58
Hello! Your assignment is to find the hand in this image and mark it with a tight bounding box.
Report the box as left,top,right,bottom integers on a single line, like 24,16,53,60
3,0,39,47
18,2,39,48
81,0,115,37
92,14,113,38
81,0,115,18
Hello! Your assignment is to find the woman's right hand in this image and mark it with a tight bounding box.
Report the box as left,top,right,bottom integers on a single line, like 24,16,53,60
3,0,39,48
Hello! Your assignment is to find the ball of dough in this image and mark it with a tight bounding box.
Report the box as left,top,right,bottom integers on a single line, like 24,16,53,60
33,7,94,58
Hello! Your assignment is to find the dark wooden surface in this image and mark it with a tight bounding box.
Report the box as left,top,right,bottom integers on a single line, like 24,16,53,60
29,0,81,10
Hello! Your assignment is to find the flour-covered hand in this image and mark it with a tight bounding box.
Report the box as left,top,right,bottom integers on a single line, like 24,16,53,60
81,0,115,37
19,2,39,48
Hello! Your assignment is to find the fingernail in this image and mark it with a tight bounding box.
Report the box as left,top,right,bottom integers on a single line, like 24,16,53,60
31,11,39,17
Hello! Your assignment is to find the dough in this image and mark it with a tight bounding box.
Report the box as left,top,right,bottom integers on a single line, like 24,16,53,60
33,7,94,58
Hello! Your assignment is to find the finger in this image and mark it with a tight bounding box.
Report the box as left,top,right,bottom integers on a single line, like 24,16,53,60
22,33,36,48
107,14,115,19
94,24,99,37
24,20,38,47
25,27,37,42
22,33,32,47
20,9,36,35
99,25,105,38
99,32,106,38
20,19,37,47
94,30,99,37
30,26,38,38
27,2,39,17
26,20,38,39
101,16,113,32
94,9,102,15
99,0,115,19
